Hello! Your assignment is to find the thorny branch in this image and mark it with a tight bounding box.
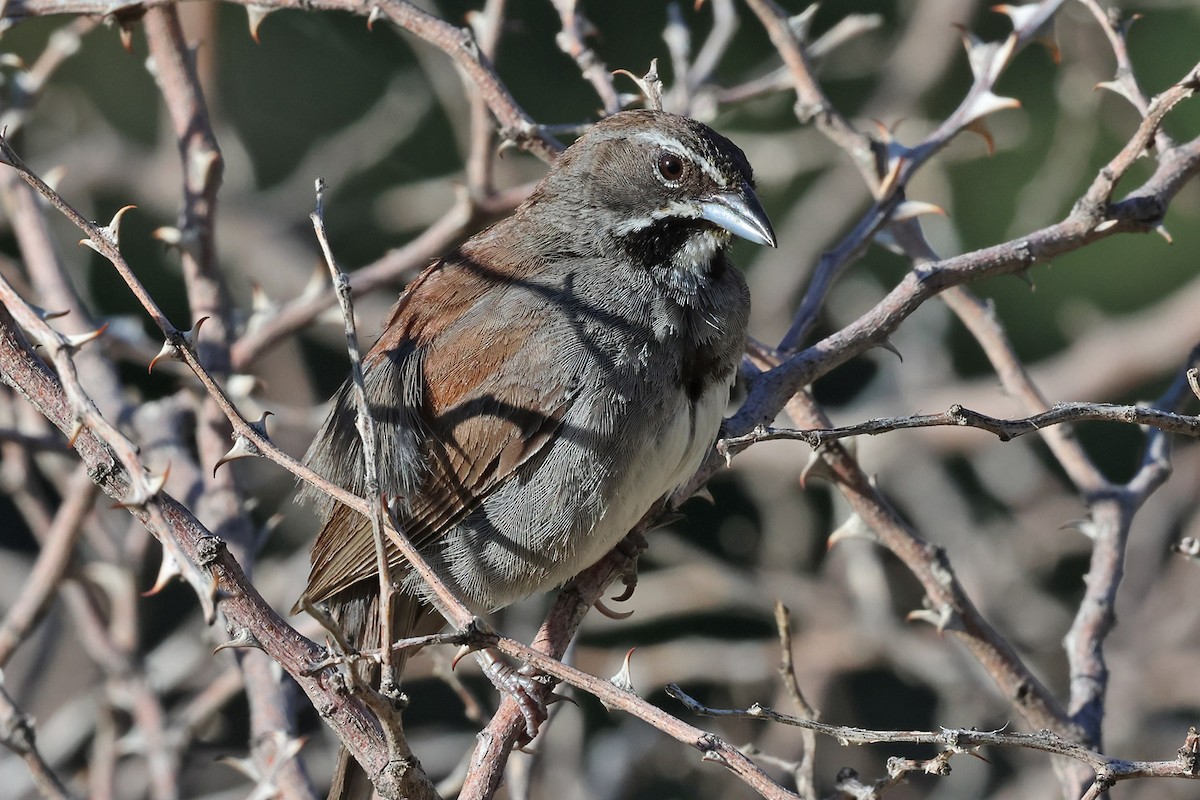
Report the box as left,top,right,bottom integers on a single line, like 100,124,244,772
668,686,1200,796
720,400,1200,454
142,8,317,797
310,180,397,695
0,2,1196,800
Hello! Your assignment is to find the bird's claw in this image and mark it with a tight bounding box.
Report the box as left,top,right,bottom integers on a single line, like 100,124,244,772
479,650,551,743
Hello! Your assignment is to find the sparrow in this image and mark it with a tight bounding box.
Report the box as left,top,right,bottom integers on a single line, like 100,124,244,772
297,108,775,798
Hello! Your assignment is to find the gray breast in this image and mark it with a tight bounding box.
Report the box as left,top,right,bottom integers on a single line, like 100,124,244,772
404,257,748,611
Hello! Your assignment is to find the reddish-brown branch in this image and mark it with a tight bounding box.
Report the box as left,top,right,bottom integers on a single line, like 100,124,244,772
0,310,419,794
460,530,803,800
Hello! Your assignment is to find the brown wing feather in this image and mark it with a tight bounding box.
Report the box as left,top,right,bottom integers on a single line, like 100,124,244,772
300,244,576,607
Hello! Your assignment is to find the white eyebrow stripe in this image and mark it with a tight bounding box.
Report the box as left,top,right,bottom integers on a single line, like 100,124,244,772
611,200,703,236
630,130,729,188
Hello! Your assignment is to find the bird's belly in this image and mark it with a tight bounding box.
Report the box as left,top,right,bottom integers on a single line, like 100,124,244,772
428,370,731,612
522,370,731,597
614,380,723,516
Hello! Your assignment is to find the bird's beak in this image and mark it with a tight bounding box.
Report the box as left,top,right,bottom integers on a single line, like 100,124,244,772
698,182,777,248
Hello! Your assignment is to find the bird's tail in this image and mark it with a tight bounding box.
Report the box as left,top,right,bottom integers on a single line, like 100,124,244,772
324,589,444,800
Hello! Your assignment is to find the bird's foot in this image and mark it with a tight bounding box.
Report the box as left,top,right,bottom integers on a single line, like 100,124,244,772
610,529,649,602
477,649,556,743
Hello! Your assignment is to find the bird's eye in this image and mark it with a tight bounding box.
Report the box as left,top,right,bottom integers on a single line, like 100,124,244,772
657,152,685,182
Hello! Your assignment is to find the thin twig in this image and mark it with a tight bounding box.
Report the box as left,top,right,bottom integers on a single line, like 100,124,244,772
667,687,1200,793
229,182,531,372
782,390,1078,737
722,128,1200,452
0,135,374,521
776,0,1069,350
464,0,507,198
1078,0,1155,121
465,607,805,800
773,602,817,799
0,673,78,800
309,180,397,694
550,0,620,115
719,400,1200,456
0,311,403,792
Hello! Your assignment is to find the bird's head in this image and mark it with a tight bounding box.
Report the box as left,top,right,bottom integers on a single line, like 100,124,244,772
533,110,775,283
